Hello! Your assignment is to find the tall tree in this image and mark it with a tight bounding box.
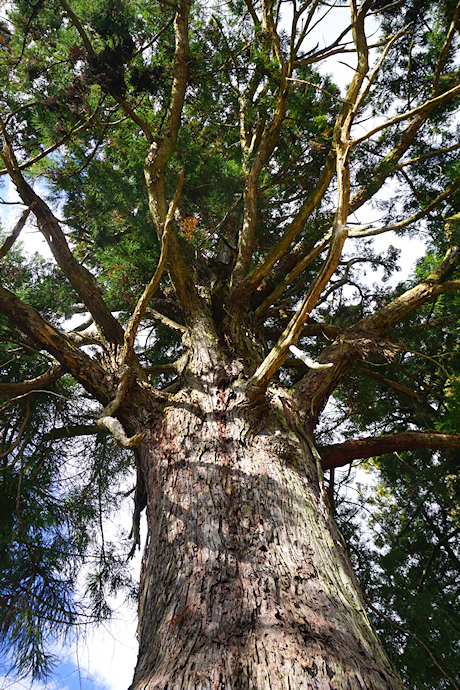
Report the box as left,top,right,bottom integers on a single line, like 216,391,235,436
0,0,459,687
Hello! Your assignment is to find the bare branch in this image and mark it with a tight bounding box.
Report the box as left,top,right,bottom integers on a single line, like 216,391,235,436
145,308,186,333
0,363,63,396
0,208,30,259
394,142,460,171
289,345,333,370
255,235,330,320
319,431,460,470
361,367,437,415
123,169,184,366
0,283,109,403
230,71,290,287
351,82,460,149
96,416,146,448
231,150,336,301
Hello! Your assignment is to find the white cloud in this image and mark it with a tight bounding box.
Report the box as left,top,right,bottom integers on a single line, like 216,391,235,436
69,602,139,690
0,674,70,690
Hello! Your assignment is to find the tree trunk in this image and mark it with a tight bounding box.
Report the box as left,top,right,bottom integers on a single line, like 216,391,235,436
128,369,402,690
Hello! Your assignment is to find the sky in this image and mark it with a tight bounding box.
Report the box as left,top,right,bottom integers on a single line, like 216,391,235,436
0,5,431,690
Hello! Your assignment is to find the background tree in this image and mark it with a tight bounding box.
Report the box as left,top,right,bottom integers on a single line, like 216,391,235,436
0,0,459,688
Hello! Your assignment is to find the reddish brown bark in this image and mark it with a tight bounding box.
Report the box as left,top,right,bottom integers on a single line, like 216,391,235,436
319,431,460,471
128,372,403,690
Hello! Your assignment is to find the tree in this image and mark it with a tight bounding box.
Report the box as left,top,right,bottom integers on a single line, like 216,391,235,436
0,0,459,687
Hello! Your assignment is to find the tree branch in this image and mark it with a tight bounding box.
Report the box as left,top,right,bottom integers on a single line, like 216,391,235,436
360,367,437,416
0,363,63,396
350,176,460,238
1,123,125,347
0,208,30,259
230,68,289,288
249,0,372,392
294,244,460,428
0,284,109,403
351,82,460,150
123,169,184,366
319,431,460,470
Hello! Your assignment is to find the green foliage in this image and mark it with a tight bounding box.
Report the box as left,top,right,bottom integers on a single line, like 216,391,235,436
0,295,136,679
336,450,460,689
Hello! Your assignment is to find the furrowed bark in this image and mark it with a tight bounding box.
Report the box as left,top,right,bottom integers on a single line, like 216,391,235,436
128,375,403,690
319,431,460,470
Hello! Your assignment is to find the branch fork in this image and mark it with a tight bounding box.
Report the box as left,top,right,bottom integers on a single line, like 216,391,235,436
96,367,146,448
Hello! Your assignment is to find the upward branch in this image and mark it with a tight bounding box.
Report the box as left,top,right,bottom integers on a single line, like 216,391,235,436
319,431,460,470
143,0,218,347
249,0,373,392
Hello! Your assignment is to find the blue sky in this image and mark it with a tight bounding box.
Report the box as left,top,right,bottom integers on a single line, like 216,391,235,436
0,610,139,690
0,657,109,690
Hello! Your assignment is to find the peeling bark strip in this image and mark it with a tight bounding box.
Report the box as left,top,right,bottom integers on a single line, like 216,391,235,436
129,380,403,690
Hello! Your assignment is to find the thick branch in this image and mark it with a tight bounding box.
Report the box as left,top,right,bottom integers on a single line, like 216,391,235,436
123,169,184,366
0,284,109,403
249,1,372,392
1,126,125,346
295,245,460,428
360,246,460,334
96,416,146,448
231,149,336,301
144,0,191,180
230,72,289,287
319,431,460,470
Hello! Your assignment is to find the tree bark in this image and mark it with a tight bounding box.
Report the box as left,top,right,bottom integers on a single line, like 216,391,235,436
128,367,403,690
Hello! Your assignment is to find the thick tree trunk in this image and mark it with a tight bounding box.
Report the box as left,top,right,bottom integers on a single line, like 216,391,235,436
129,371,402,690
